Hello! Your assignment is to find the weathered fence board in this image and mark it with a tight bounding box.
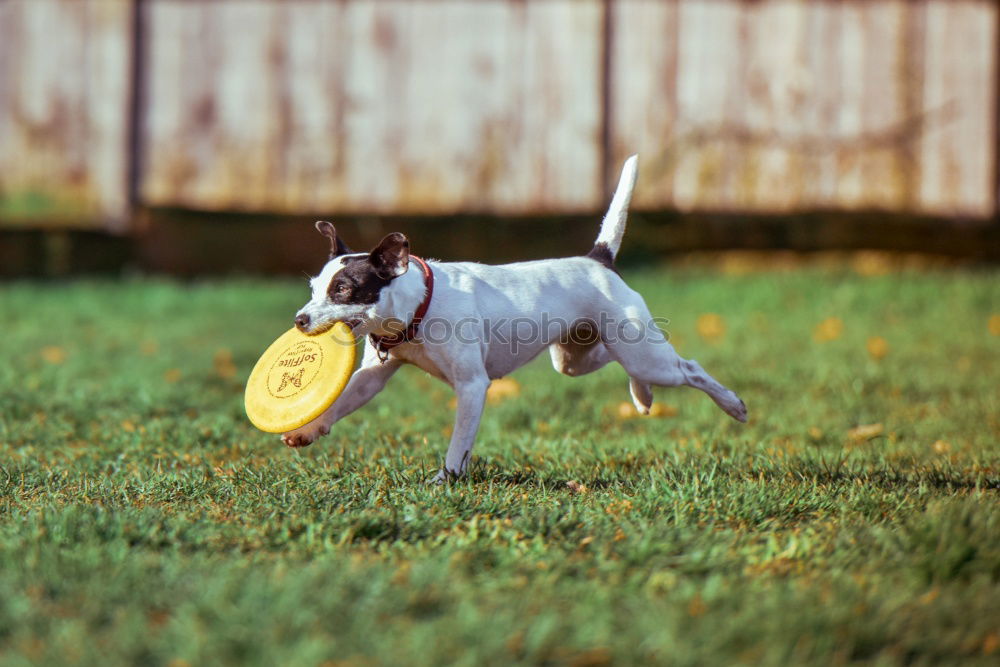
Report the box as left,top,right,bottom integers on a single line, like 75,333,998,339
611,0,997,218
0,0,132,229
141,0,604,214
920,2,997,217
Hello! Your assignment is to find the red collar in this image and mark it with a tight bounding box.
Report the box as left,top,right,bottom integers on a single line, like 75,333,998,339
369,255,434,362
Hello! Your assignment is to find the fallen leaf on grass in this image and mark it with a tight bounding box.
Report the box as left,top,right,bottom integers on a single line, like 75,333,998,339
41,346,66,364
813,317,843,342
918,587,940,605
852,251,893,276
696,313,725,342
567,647,612,667
615,402,677,419
648,403,678,417
687,594,707,617
487,377,520,404
605,499,633,516
214,348,237,379
505,632,524,656
447,379,522,409
847,423,883,444
391,562,411,586
147,609,171,629
866,336,889,360
616,402,638,419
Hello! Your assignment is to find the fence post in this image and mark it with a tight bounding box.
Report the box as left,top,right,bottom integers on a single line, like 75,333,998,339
600,0,614,201
125,0,148,230
994,1,1000,223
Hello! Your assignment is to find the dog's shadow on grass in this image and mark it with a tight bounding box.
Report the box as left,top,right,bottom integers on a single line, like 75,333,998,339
461,462,653,492
461,460,1000,494
787,466,1000,493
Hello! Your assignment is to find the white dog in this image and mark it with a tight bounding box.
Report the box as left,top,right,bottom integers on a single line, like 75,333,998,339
283,156,747,482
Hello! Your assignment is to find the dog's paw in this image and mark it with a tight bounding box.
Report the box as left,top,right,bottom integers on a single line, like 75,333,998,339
281,422,329,448
427,468,462,485
727,396,749,423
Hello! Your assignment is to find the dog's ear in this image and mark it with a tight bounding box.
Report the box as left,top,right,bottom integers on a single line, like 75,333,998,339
315,220,352,258
369,232,410,279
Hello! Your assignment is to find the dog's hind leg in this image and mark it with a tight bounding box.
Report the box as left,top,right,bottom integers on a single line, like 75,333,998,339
617,346,747,422
551,342,654,415
619,347,746,422
550,341,652,414
604,311,747,422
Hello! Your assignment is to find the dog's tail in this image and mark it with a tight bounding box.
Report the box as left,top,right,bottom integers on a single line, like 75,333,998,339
589,155,638,267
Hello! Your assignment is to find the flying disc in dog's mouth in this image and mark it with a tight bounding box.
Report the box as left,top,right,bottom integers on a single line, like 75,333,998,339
244,322,356,433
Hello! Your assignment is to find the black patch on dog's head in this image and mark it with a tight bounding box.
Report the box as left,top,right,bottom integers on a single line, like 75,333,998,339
327,256,391,305
315,220,353,258
325,233,411,305
586,242,619,274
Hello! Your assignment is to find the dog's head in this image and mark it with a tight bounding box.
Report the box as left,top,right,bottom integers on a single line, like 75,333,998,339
294,221,413,337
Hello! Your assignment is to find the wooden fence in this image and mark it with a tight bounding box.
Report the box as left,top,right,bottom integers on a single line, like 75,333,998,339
0,0,996,232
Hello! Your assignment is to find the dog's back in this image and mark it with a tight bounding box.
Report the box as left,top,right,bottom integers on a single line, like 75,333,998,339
421,154,641,329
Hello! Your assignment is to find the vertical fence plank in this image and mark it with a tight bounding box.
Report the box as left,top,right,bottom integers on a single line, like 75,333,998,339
609,0,680,209
0,0,132,229
919,1,997,216
868,1,913,210
671,1,744,212
733,0,809,211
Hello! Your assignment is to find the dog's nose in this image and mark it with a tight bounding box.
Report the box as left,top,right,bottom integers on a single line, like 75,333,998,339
295,313,311,331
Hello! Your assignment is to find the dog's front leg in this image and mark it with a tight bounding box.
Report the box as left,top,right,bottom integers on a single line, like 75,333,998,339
432,375,490,483
282,350,402,448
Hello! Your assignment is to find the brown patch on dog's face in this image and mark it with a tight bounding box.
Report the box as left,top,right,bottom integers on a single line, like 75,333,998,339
323,233,411,306
326,255,392,305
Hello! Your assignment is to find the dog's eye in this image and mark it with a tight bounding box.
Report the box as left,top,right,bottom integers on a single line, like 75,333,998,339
335,283,351,296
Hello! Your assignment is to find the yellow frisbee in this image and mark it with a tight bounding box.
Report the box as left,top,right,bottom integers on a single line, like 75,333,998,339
244,323,356,433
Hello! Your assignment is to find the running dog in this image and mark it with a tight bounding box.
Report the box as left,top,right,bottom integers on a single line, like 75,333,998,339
283,156,748,482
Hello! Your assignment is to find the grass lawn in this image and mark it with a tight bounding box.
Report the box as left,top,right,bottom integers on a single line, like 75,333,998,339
1,261,998,665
